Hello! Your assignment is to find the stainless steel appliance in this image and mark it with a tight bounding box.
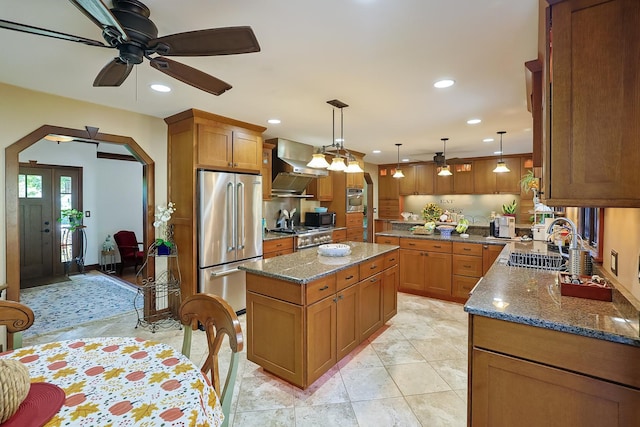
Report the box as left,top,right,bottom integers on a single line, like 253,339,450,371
268,225,334,250
304,211,335,227
198,170,262,314
346,188,364,212
497,215,516,238
268,138,328,198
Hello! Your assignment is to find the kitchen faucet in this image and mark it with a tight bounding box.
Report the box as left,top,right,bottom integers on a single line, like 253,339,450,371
546,217,578,250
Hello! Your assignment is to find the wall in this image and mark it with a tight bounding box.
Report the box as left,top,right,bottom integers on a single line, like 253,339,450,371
0,83,168,287
402,194,523,225
602,208,640,301
19,140,143,265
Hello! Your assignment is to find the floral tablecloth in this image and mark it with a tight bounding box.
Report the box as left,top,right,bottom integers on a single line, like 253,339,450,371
0,336,224,426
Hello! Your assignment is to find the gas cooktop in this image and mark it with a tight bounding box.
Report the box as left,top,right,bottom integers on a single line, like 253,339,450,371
269,226,331,235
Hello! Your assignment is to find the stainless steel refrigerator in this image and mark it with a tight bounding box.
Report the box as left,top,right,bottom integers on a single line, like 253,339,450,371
198,170,262,314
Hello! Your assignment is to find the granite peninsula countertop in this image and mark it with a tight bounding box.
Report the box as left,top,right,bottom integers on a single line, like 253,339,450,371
464,240,640,347
240,241,398,284
375,230,509,246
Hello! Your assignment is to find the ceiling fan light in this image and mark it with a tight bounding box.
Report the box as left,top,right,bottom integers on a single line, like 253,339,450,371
44,134,74,143
307,153,330,169
493,162,510,173
327,156,347,172
438,165,453,176
393,169,405,178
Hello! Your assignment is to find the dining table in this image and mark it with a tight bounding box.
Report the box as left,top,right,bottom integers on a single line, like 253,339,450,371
0,336,224,426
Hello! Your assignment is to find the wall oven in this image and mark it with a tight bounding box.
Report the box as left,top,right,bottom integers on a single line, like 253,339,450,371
346,188,364,212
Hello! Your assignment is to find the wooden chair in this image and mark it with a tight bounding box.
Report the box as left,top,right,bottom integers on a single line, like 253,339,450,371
113,230,145,275
179,293,243,426
0,299,35,350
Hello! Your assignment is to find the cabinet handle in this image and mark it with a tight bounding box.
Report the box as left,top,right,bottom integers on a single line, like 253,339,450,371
370,278,376,282
433,245,441,248
388,258,395,262
338,295,344,300
333,297,338,302
424,252,429,256
370,265,377,269
464,265,472,268
319,285,329,291
276,243,282,247
463,248,471,251
483,245,488,249
408,243,416,246
345,275,354,280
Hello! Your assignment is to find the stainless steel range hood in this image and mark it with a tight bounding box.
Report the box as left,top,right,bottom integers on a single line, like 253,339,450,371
267,138,328,197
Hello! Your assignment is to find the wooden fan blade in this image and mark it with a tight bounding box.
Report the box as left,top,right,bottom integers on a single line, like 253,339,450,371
148,26,260,56
68,0,129,42
150,57,232,96
0,19,108,47
93,58,133,86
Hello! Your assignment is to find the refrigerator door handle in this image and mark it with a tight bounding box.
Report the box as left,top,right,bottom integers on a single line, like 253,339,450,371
210,268,240,278
226,181,235,252
237,182,245,250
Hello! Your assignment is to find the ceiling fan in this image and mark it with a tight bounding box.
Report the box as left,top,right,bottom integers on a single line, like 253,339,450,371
0,0,260,95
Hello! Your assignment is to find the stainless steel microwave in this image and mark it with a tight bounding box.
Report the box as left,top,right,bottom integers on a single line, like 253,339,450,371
346,188,364,212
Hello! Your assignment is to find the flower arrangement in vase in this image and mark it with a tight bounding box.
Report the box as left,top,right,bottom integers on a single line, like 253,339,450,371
153,202,175,255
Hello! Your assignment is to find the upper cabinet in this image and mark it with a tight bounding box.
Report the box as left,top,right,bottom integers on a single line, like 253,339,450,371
473,156,523,194
399,163,434,195
542,0,640,207
346,153,365,189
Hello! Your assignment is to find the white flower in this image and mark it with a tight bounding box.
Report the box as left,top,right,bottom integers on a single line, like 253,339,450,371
153,202,175,242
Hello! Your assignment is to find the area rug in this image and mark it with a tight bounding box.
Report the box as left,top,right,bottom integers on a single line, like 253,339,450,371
20,272,140,338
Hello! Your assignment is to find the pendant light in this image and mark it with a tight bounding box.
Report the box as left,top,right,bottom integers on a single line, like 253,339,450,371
437,138,452,176
307,152,330,168
493,131,510,173
393,143,405,178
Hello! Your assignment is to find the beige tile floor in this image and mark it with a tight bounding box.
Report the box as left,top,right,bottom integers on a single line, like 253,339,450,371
24,292,469,426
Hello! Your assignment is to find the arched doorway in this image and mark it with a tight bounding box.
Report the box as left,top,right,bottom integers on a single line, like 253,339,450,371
5,125,155,302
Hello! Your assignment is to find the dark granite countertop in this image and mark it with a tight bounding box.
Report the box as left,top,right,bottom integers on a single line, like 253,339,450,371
240,242,398,284
375,230,509,246
464,241,640,347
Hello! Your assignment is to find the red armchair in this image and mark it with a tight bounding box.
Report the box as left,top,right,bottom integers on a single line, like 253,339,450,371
113,230,145,275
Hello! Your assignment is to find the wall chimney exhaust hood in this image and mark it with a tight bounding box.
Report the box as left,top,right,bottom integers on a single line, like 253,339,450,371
267,138,328,197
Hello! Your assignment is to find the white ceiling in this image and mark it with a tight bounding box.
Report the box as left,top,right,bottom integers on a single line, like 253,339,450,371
0,0,539,165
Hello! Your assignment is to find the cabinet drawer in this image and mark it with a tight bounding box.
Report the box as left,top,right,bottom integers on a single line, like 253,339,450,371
346,212,363,228
383,250,399,269
376,236,400,245
332,229,347,242
452,275,479,299
359,255,383,280
400,238,452,253
453,242,482,256
264,237,294,253
452,254,483,277
263,249,293,259
346,228,364,242
305,275,337,305
336,266,359,291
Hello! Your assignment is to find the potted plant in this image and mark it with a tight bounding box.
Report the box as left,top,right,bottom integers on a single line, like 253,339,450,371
502,200,518,217
153,202,175,255
58,208,84,231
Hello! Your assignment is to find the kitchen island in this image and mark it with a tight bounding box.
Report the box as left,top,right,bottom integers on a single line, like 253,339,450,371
239,242,399,389
464,241,640,426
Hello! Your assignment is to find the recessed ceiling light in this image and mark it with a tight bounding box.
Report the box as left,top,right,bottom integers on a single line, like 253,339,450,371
372,150,381,154
494,151,502,155
467,118,482,125
402,158,410,162
150,84,171,93
434,79,455,89
267,119,281,124
483,138,494,142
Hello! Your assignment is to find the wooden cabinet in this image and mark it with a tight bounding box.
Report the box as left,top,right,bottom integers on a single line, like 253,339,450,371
542,0,640,207
246,250,398,389
399,163,434,195
399,238,452,298
375,235,399,245
306,174,333,201
263,237,294,259
165,108,266,297
453,163,474,194
482,243,503,275
346,154,365,189
473,156,522,194
469,315,640,426
452,242,483,300
332,229,347,243
346,212,364,242
434,167,453,194
377,200,400,220
262,142,275,200
382,264,399,322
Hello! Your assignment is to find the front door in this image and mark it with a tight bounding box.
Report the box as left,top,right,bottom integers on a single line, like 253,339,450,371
19,164,82,287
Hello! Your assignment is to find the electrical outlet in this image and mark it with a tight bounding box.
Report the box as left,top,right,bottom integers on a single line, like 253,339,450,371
85,210,91,218
611,250,618,276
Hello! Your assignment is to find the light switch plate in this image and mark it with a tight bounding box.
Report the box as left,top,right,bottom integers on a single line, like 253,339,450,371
611,250,618,276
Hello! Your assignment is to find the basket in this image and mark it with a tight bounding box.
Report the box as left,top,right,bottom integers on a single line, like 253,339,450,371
411,227,434,235
0,359,31,423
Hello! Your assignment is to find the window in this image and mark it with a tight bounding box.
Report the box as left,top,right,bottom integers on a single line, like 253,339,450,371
18,174,43,198
577,208,604,262
60,175,74,263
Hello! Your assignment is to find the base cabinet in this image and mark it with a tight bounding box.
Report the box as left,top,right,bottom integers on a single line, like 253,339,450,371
399,239,452,298
469,315,640,426
247,250,398,389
